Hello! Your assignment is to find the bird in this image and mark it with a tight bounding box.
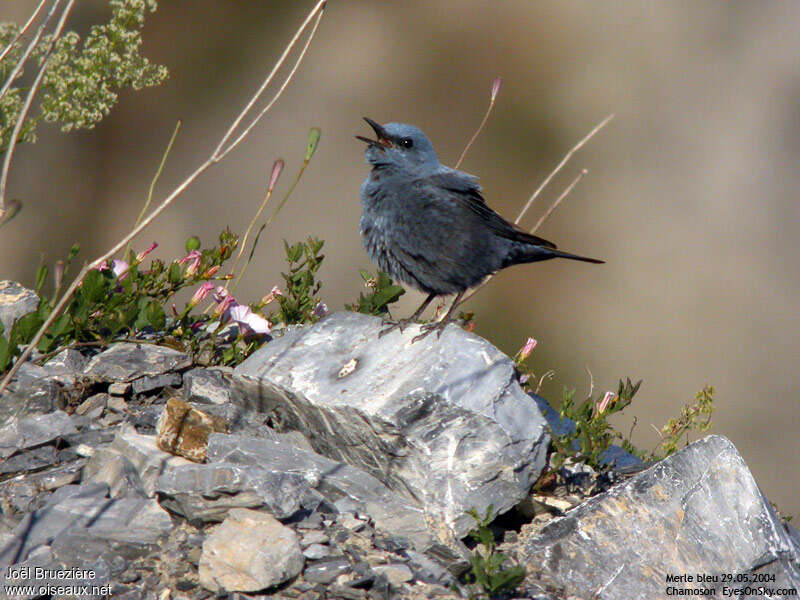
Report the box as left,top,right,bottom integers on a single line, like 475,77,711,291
357,117,603,340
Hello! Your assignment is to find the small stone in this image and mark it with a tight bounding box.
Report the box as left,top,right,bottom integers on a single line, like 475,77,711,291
198,508,304,592
303,544,330,560
155,397,228,462
303,557,351,585
132,372,182,394
372,564,413,586
301,530,329,547
106,396,128,413
339,513,366,532
75,393,108,417
108,382,132,397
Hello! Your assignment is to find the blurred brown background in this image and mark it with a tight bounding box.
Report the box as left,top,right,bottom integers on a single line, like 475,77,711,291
3,2,798,514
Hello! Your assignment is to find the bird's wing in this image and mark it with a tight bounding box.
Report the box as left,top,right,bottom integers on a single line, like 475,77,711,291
424,170,558,249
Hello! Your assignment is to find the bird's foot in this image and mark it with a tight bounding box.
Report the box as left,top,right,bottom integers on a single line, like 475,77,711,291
411,318,451,343
378,317,416,338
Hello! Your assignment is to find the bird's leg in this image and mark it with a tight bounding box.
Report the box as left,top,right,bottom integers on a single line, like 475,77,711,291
412,291,465,343
379,293,436,337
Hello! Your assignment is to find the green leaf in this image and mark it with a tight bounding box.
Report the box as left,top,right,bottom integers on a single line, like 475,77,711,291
35,264,48,294
146,301,166,330
10,311,43,346
185,236,201,252
168,262,182,284
81,269,108,304
0,336,15,372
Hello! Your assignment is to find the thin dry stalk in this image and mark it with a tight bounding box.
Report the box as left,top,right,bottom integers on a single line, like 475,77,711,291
454,116,613,311
530,169,587,234
454,77,502,169
126,119,182,258
0,0,73,213
0,0,327,396
0,0,50,67
514,114,614,224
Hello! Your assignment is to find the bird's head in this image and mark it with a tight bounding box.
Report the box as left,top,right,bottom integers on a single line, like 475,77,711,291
357,118,439,172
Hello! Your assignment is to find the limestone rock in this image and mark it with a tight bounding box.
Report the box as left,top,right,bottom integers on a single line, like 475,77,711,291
521,435,800,599
198,508,304,592
0,411,76,459
0,280,39,334
234,311,549,538
108,426,192,496
83,342,191,383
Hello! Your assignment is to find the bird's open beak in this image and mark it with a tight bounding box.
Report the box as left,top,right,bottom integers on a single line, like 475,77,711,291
356,117,393,148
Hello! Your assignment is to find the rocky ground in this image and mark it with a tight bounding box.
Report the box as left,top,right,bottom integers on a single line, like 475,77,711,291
1,283,799,600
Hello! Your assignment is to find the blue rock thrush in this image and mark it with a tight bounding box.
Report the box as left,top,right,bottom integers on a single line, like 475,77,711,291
357,117,603,339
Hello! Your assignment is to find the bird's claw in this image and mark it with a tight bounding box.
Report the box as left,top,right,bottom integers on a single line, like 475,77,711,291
378,318,414,338
411,319,449,343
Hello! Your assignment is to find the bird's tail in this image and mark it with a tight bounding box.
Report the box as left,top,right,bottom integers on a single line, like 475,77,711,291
545,248,604,264
503,242,604,267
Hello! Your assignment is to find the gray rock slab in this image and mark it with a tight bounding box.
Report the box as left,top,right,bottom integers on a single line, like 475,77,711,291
0,482,171,567
42,348,89,387
0,411,76,459
0,377,62,425
207,434,454,561
83,448,148,498
131,372,182,394
184,367,240,405
155,461,310,522
0,281,39,334
108,426,192,496
304,556,351,585
83,342,191,383
233,311,549,538
521,435,800,599
198,508,304,592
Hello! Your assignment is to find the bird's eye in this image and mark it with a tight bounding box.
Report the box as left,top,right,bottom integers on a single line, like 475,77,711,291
399,137,414,148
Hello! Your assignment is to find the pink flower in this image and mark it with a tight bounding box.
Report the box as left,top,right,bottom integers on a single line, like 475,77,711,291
229,304,271,336
596,391,616,415
517,337,537,362
212,286,236,316
178,250,202,277
188,282,215,308
261,285,283,305
111,259,129,280
136,241,158,263
202,265,220,278
313,302,329,318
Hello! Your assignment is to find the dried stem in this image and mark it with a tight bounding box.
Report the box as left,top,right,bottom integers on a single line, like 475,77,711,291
0,0,327,395
514,114,614,224
0,0,73,213
126,119,182,258
212,1,326,162
454,77,502,169
530,169,587,234
0,0,51,70
452,116,613,312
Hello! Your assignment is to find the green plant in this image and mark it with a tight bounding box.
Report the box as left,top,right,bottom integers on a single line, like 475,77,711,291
645,385,714,460
0,230,237,373
463,505,526,599
1,0,167,153
549,377,642,470
346,269,405,316
274,237,325,325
